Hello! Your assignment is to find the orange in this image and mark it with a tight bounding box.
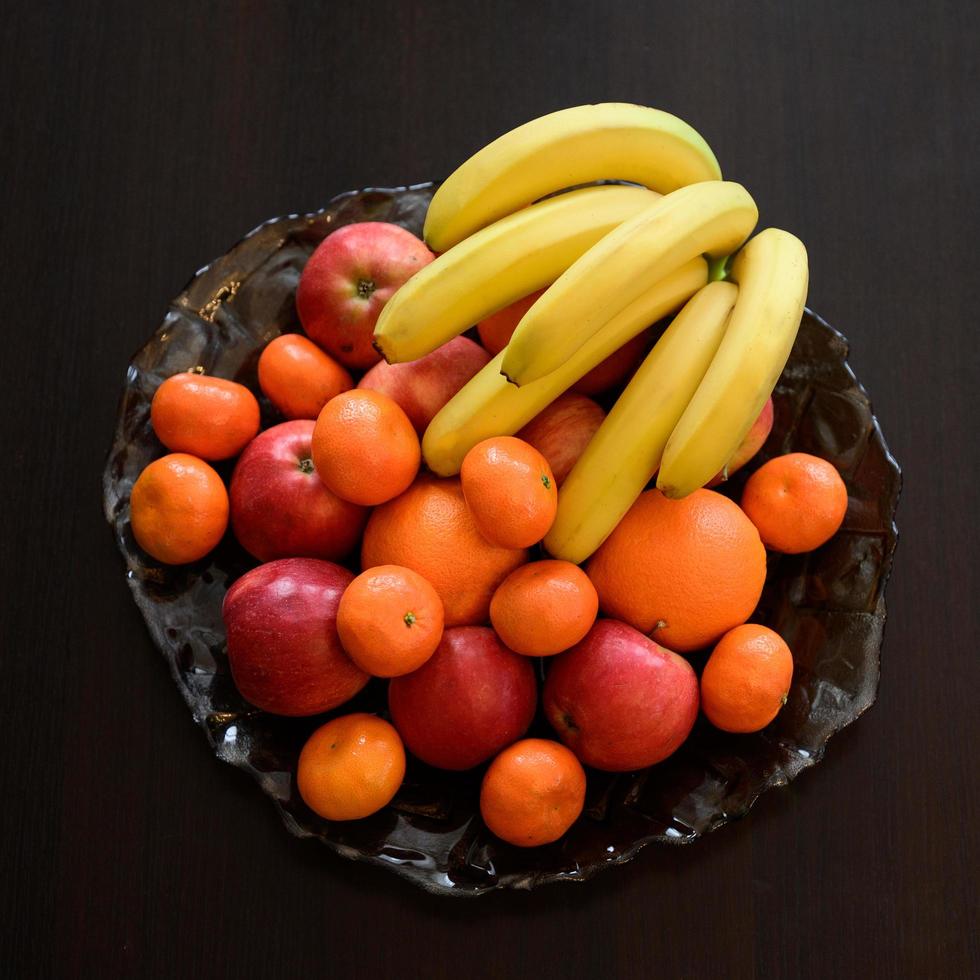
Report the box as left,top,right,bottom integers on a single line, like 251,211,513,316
480,738,586,847
311,389,420,505
258,333,353,420
337,565,444,677
477,291,649,395
150,371,260,460
700,624,794,733
490,560,598,656
296,713,406,821
361,475,527,627
130,453,229,564
586,488,766,652
460,437,557,549
741,452,848,554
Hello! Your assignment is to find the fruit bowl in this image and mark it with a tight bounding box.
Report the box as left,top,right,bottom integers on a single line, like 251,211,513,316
103,183,901,896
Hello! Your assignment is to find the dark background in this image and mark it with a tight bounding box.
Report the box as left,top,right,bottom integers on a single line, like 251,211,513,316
1,1,977,977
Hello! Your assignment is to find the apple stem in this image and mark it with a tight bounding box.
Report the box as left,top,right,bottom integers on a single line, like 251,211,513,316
298,457,315,475
356,278,376,299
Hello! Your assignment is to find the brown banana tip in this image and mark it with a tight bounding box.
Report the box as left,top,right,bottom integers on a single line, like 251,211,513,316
371,337,391,364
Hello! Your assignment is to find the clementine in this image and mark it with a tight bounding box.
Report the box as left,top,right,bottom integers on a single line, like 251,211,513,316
700,624,794,733
360,475,527,626
460,436,557,549
130,453,229,564
480,738,586,847
741,452,848,554
296,713,406,821
258,333,353,420
586,488,766,652
311,389,420,505
490,560,598,656
150,371,260,460
337,564,445,677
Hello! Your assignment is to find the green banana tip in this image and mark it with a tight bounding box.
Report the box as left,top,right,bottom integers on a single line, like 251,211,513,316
707,255,731,283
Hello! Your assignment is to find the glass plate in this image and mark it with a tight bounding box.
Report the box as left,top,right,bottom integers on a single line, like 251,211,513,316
103,184,901,896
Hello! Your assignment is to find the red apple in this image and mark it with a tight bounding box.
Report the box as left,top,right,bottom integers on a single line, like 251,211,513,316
518,393,606,485
388,626,537,770
229,420,368,562
544,619,699,772
296,222,435,370
708,397,775,486
477,292,650,395
357,336,491,433
223,558,368,716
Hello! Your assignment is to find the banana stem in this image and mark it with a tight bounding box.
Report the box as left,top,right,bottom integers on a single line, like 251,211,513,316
707,254,730,282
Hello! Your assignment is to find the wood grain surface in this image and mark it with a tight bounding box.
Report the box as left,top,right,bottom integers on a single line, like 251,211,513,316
0,2,977,977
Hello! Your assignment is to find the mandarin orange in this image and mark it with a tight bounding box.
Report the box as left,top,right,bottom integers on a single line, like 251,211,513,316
150,371,260,460
741,452,848,553
311,389,419,505
700,624,794,733
296,713,406,821
130,453,229,564
460,436,556,549
480,738,586,847
490,560,598,656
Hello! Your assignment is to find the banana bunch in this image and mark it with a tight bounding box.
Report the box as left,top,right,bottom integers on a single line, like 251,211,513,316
371,103,809,557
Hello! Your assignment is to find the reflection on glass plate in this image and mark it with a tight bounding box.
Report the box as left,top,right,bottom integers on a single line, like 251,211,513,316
103,184,901,895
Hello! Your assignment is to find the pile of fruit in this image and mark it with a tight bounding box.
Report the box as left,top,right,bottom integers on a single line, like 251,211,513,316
128,104,850,849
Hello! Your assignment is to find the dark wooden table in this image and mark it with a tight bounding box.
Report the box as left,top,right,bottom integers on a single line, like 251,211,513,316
1,2,977,977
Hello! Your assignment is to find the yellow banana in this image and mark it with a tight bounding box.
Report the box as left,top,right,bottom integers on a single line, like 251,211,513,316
657,228,809,498
501,181,758,385
422,258,708,476
544,281,738,563
373,184,658,364
423,103,722,252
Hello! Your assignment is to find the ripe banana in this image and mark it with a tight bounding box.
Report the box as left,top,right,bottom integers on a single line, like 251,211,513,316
422,258,708,476
657,228,809,499
500,181,758,386
544,281,738,564
423,103,722,252
372,183,658,364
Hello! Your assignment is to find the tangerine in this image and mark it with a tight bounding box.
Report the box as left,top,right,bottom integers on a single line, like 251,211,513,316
311,389,420,505
337,565,445,677
490,560,598,656
150,371,260,460
296,713,406,821
460,436,557,549
130,453,229,564
361,475,527,626
586,488,766,652
258,333,353,420
480,739,586,847
700,624,794,733
741,452,848,554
